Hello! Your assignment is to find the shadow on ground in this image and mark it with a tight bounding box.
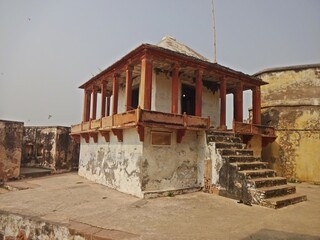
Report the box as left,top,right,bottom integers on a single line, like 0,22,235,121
242,229,320,240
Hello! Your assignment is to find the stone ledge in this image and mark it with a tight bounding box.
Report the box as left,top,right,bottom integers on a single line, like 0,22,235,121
143,186,201,199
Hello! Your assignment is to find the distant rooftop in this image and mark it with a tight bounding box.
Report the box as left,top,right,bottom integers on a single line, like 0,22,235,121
157,36,210,62
254,63,320,76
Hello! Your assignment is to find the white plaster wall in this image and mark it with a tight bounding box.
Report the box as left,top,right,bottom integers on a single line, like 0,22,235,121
202,87,220,127
78,128,143,197
118,85,126,113
206,142,224,187
154,72,172,113
142,128,206,191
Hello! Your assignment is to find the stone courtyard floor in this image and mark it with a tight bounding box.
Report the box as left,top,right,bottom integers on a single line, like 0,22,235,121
0,172,319,239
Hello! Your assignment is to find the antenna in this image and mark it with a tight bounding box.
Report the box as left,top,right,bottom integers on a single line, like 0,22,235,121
211,0,217,63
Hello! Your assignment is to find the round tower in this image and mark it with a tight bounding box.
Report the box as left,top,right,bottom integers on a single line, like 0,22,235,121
255,64,320,182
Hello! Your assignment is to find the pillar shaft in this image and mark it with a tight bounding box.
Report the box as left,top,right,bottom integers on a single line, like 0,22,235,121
234,82,243,122
195,70,203,116
83,90,91,122
252,86,261,124
140,55,153,110
91,86,97,120
125,65,133,111
112,74,119,115
100,82,107,118
171,64,180,114
220,77,227,128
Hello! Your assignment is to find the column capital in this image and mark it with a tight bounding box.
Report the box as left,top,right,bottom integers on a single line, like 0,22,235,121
195,69,204,76
126,65,134,71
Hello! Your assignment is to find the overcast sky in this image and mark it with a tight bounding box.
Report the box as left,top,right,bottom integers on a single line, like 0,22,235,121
0,0,319,127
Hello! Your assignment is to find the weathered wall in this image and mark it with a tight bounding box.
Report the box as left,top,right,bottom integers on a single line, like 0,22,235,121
206,142,224,187
257,65,320,182
0,211,83,240
56,127,80,170
142,128,206,192
202,87,220,127
0,120,24,180
78,128,143,197
22,126,79,170
23,127,57,167
154,72,172,113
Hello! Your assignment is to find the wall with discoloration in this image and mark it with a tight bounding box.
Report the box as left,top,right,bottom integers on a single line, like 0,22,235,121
0,120,24,180
78,128,143,197
142,128,206,192
22,126,79,170
257,65,320,182
154,71,220,127
202,87,220,127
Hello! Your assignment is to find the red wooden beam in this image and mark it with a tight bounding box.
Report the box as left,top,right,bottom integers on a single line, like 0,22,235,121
112,129,123,142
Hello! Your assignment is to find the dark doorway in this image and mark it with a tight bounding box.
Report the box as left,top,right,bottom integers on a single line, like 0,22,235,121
131,87,139,109
181,84,195,115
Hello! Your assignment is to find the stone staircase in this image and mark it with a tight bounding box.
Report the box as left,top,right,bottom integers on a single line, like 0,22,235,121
207,130,307,209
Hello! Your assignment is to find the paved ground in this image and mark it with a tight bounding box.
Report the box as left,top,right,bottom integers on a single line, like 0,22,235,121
0,172,319,240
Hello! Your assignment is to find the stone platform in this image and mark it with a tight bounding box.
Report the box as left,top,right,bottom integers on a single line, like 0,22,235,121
0,173,319,239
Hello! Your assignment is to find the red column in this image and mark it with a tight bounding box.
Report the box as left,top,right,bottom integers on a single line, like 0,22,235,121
195,69,203,116
91,86,97,120
100,81,107,118
171,64,180,114
112,73,119,115
125,65,133,111
106,96,111,116
140,55,153,110
233,82,243,122
83,89,91,122
220,77,227,128
252,86,261,124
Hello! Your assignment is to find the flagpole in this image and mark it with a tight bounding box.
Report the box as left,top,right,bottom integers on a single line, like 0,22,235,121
212,0,217,63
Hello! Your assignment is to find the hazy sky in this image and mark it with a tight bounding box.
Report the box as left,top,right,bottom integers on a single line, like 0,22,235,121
1,0,319,127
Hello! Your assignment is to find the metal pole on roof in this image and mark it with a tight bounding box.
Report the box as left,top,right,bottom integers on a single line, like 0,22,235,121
211,0,217,63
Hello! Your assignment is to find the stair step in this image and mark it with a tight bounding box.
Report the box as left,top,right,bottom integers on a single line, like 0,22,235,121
215,142,244,149
230,161,269,170
207,135,241,143
255,185,296,199
219,149,253,156
248,177,287,188
225,155,257,163
261,193,307,209
239,169,276,179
